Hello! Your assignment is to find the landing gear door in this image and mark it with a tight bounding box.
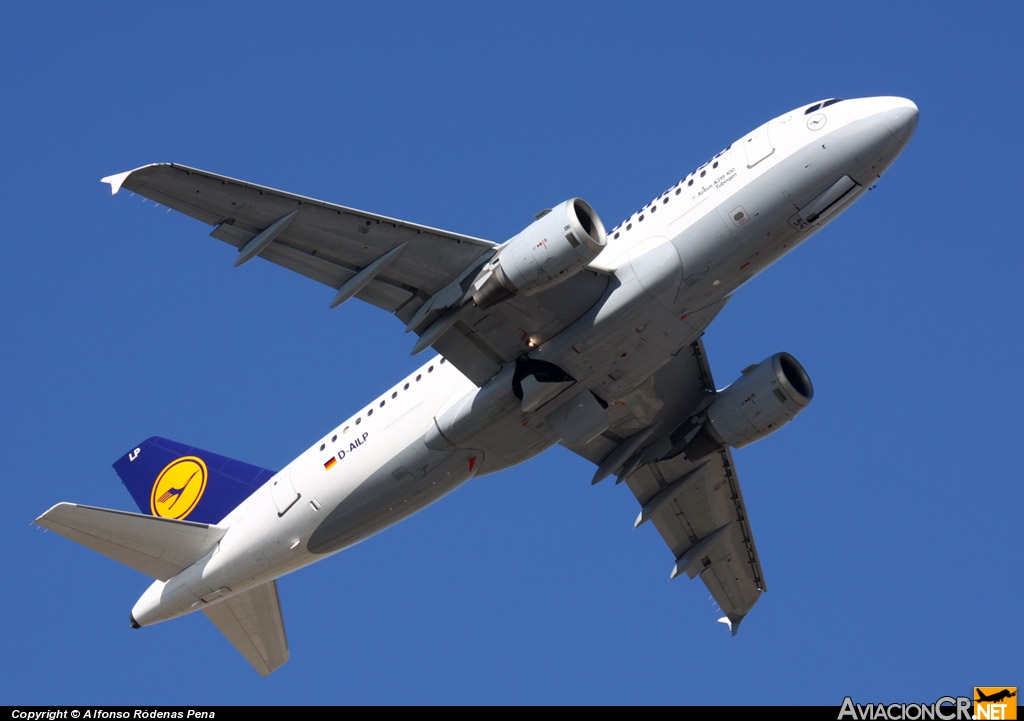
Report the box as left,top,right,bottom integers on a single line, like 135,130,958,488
270,469,300,516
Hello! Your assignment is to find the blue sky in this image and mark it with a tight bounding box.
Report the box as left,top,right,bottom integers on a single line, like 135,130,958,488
4,1,1021,706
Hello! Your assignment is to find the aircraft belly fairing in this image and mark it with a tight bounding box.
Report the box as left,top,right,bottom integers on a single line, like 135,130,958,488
306,443,483,556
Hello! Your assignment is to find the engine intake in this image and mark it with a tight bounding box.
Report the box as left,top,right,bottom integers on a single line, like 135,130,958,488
472,198,606,309
704,352,813,450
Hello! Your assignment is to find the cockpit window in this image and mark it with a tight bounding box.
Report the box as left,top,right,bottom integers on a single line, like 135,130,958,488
806,98,844,114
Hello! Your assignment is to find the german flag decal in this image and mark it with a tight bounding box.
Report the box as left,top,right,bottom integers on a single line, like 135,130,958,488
324,456,337,471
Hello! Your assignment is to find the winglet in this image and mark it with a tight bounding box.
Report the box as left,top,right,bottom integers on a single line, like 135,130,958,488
718,616,742,636
101,169,133,195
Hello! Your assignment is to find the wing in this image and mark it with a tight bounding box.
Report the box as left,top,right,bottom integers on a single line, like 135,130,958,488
564,337,766,631
104,164,610,385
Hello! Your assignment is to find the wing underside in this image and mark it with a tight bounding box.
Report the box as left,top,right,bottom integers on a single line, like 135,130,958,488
106,163,610,385
565,339,766,629
627,446,765,629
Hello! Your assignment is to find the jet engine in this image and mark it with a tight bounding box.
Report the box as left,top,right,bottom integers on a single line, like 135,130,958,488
472,198,607,309
610,353,814,470
704,352,813,450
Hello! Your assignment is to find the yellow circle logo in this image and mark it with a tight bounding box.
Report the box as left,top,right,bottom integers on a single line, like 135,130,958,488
150,456,208,519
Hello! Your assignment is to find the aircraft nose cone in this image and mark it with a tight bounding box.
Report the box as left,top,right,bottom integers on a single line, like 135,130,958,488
884,97,919,144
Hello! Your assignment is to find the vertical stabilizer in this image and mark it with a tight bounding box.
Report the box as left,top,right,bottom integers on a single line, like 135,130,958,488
113,437,276,524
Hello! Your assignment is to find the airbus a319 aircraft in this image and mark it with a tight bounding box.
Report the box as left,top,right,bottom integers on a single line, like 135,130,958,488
37,96,918,675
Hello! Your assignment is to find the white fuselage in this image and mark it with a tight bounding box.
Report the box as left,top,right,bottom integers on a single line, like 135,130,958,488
131,96,918,626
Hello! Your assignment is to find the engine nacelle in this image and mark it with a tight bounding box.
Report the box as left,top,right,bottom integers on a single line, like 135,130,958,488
704,352,813,449
472,198,606,309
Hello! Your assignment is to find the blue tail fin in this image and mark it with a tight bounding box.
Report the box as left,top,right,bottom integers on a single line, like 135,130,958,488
113,437,276,525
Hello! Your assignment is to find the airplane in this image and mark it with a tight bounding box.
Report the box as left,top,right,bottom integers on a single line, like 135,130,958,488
976,690,1017,704
36,95,919,676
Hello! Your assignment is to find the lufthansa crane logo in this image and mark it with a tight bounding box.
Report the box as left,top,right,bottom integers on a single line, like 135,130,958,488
150,456,208,519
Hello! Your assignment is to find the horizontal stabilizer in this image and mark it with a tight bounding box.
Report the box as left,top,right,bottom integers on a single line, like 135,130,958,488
35,503,226,581
204,581,289,677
